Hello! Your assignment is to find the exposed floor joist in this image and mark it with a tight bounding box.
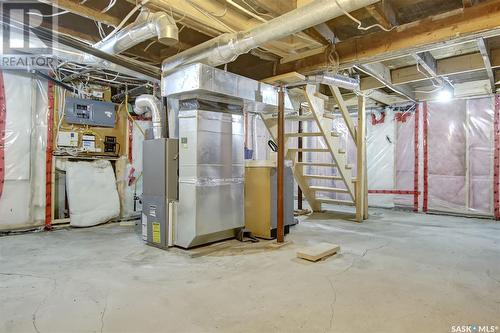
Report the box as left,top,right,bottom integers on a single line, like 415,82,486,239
277,0,500,74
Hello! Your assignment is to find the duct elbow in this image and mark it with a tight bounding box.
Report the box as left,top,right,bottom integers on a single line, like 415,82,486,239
152,12,179,46
135,94,164,139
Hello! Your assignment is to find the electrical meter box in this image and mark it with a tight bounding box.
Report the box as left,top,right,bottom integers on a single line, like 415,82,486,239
64,97,116,127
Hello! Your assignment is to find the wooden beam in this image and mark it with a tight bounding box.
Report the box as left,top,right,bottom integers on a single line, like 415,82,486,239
477,38,496,93
42,0,121,27
365,1,397,30
360,50,500,90
463,0,476,8
278,0,500,74
412,51,454,92
366,89,407,105
357,63,416,101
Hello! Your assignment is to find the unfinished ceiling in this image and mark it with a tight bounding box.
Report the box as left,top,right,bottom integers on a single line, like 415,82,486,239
41,0,500,105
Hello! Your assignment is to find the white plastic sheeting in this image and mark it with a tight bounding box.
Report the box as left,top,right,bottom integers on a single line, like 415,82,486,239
66,160,120,227
246,96,496,218
0,70,48,231
426,97,494,216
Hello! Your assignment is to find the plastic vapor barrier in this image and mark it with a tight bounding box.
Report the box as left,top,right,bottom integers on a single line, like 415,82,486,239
245,96,497,218
426,97,494,216
0,70,48,231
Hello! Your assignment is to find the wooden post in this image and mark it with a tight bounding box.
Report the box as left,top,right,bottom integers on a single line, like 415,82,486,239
277,85,285,242
356,96,367,222
297,105,303,210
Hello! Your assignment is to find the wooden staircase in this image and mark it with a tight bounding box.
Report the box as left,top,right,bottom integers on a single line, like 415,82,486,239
261,74,368,221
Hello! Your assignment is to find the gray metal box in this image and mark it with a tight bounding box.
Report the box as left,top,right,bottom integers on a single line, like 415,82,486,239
142,138,178,249
176,109,244,248
64,97,116,127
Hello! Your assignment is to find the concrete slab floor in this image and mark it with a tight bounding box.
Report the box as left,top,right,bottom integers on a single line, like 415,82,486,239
0,208,499,333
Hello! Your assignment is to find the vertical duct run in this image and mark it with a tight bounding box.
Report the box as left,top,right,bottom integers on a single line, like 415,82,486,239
135,94,164,139
94,8,178,55
161,0,379,74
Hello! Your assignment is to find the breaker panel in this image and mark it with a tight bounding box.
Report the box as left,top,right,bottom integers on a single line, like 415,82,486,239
64,97,116,128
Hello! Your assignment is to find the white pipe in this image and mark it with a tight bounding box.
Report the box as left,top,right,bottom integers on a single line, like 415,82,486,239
135,94,164,139
161,0,378,74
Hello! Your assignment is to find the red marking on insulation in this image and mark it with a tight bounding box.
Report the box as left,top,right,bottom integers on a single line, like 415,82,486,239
371,111,385,125
368,190,420,195
0,71,6,200
414,104,420,212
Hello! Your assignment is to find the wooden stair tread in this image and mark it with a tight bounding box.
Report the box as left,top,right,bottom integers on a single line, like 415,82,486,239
310,186,350,193
285,115,315,121
303,174,343,180
285,132,323,137
317,198,355,206
303,174,357,182
296,162,337,167
289,148,330,152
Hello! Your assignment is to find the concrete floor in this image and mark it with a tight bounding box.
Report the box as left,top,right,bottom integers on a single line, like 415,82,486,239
1,208,499,333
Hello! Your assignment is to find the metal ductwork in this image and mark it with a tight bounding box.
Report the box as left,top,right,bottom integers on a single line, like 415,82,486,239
161,0,379,74
95,8,178,55
307,73,360,91
135,94,164,139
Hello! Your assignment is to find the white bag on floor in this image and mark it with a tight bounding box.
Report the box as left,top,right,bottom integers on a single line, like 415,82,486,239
66,160,120,227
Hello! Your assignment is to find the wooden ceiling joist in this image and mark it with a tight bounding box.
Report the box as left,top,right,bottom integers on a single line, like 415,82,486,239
357,63,416,101
361,49,500,90
43,0,121,27
277,0,500,75
365,1,397,31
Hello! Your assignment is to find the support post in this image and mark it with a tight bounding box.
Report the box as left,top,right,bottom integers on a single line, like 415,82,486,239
45,79,55,231
356,95,367,222
297,105,303,210
277,85,285,242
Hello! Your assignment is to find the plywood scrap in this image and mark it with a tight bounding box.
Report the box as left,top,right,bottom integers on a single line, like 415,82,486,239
297,243,340,262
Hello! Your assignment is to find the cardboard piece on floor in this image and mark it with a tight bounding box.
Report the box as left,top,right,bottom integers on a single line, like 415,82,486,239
297,243,340,262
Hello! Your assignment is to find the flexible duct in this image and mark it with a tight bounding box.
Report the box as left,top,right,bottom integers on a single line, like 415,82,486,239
161,0,378,74
135,94,164,139
94,8,178,55
307,73,360,90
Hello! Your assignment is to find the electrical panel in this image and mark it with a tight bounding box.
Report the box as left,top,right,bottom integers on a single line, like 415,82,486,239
57,131,79,147
64,97,116,128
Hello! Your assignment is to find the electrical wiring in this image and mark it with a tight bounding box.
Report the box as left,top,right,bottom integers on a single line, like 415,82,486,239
143,40,156,52
186,0,235,32
98,0,150,44
239,0,274,19
333,0,396,32
101,0,117,14
27,10,69,17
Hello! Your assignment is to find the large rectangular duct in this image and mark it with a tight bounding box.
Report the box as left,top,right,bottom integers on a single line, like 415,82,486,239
176,107,244,248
